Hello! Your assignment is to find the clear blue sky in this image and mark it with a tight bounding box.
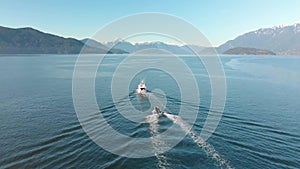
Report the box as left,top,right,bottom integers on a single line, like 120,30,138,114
0,0,300,46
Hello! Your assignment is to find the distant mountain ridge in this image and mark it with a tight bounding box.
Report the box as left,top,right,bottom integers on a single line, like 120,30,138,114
2,23,300,55
81,38,127,54
0,26,204,55
0,26,124,54
104,39,206,54
218,22,300,55
0,26,83,54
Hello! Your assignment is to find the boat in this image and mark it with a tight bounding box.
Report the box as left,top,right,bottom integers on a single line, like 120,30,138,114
136,80,147,95
152,107,164,116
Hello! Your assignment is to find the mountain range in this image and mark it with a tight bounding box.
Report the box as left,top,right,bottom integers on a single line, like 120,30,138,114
104,39,206,54
218,22,300,55
1,22,300,55
0,26,126,54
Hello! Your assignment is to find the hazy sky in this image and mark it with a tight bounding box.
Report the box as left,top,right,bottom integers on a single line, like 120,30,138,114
1,0,300,46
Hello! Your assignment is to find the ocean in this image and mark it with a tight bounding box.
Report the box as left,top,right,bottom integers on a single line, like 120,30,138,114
0,54,299,169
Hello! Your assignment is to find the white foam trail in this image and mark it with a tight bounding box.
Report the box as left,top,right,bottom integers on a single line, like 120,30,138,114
145,112,169,169
164,112,234,169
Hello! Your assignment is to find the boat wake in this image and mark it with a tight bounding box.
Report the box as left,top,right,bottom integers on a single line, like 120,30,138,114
140,86,233,168
146,110,170,169
163,112,234,169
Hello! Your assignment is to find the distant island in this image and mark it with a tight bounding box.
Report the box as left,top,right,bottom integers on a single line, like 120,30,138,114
223,47,276,55
1,22,300,55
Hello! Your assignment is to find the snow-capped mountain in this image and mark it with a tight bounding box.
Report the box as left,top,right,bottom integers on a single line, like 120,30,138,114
104,39,136,53
104,39,206,54
218,22,300,55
